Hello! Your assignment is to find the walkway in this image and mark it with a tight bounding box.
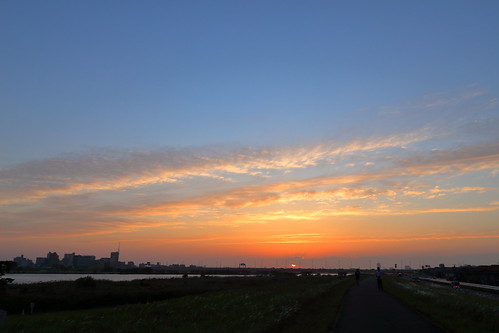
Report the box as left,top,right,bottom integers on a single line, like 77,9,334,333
332,276,447,333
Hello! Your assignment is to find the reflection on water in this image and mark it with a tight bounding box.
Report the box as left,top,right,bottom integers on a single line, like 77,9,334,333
5,272,332,284
4,273,209,284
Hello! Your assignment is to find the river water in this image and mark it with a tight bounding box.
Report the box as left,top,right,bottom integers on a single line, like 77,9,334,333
4,272,336,284
3,273,217,284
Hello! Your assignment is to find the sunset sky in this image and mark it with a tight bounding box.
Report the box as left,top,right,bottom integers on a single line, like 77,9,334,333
1,1,498,269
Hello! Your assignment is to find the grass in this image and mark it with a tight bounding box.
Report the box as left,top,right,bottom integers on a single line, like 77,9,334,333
0,275,354,332
1,275,294,314
274,277,354,332
384,275,499,333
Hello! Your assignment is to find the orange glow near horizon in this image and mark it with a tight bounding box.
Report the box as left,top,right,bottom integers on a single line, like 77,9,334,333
1,117,498,267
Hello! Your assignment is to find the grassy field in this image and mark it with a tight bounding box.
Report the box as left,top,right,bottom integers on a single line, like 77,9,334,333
1,275,287,314
0,275,354,332
384,275,499,333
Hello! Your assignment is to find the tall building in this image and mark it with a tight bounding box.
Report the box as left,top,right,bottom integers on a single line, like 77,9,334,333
110,251,119,268
46,252,60,267
62,253,75,267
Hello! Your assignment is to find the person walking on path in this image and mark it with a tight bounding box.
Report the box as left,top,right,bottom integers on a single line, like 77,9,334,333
376,267,383,291
354,268,360,286
332,276,446,333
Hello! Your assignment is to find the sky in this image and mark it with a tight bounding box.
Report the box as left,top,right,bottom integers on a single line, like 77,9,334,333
1,1,498,269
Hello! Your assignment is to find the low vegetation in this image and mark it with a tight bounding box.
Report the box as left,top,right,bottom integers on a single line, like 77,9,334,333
384,275,499,333
0,275,354,332
1,275,279,314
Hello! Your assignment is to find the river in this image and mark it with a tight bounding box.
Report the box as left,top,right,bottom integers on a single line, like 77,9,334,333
3,273,228,284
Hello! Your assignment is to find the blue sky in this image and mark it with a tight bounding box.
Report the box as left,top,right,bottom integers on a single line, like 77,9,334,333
1,2,498,267
3,1,498,164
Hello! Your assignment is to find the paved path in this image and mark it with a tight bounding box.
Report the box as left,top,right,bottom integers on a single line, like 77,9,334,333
332,276,447,333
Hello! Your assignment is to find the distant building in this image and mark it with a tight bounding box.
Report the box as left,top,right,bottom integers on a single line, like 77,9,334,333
74,255,96,269
139,262,152,268
97,257,111,269
110,251,119,268
11,250,138,271
13,255,33,268
46,252,60,267
62,253,75,267
35,257,48,267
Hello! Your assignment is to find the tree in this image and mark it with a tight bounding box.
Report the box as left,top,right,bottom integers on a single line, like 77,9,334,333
0,261,16,286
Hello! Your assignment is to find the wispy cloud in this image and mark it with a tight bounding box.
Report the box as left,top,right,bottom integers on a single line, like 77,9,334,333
329,233,499,243
260,233,327,244
1,87,498,245
1,137,497,236
0,126,436,205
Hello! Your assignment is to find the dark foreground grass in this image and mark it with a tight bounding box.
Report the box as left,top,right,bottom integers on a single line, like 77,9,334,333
0,276,353,333
384,275,499,333
1,276,276,313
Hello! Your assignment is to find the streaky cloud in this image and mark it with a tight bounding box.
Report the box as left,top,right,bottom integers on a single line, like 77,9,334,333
0,126,438,204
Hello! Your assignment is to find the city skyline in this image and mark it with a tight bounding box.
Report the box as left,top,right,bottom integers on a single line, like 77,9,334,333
1,2,498,269
10,249,497,270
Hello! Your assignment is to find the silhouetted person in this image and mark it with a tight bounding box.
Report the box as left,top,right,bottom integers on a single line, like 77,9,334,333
376,267,383,291
355,268,360,285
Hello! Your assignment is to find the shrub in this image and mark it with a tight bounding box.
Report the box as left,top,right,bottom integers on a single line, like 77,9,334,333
75,276,96,288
